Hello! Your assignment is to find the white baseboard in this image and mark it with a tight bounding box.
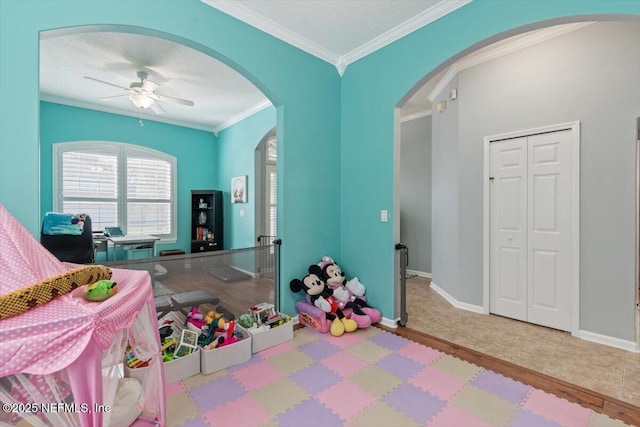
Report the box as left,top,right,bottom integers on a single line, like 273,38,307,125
430,282,487,314
575,329,639,353
229,265,257,279
379,317,398,329
291,315,300,326
407,269,431,278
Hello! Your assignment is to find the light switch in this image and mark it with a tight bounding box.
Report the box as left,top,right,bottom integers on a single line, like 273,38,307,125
239,209,245,218
380,210,388,222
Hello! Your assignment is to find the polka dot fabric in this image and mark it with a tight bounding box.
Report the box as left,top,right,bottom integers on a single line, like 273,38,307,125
0,205,154,376
0,205,66,294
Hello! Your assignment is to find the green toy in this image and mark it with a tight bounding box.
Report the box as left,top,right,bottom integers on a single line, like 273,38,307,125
83,280,119,301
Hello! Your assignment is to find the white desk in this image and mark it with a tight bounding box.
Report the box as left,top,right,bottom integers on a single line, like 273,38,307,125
107,234,160,261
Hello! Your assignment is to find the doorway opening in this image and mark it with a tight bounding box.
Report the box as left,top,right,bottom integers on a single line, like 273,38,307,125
255,128,277,243
394,20,639,351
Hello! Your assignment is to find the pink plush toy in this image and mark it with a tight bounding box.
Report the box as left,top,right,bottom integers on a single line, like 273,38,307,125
318,256,382,327
186,307,205,332
217,320,239,348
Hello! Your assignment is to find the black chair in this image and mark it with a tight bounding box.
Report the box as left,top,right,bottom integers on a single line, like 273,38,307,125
41,214,95,264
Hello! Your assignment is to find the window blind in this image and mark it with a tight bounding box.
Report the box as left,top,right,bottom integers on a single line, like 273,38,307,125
55,142,176,239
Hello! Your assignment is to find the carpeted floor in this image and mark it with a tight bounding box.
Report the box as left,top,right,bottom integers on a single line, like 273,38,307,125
165,327,627,427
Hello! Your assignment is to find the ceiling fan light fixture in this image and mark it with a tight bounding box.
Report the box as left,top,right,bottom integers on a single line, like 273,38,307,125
129,93,154,109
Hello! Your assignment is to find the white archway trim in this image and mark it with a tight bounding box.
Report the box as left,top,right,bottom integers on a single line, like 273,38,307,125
428,22,594,101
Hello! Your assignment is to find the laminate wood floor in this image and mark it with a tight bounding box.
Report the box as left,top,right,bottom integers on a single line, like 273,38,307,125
108,254,275,319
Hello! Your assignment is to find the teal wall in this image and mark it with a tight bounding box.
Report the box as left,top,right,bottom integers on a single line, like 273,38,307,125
1,0,637,323
40,101,216,257
0,0,341,317
340,1,639,324
215,106,277,250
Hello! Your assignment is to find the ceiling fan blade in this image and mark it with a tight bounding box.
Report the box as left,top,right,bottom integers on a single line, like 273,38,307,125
153,94,194,107
141,80,159,92
149,101,165,115
84,76,130,91
98,94,128,100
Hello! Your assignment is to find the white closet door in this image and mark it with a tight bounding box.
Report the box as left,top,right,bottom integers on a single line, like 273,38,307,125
527,130,572,331
490,137,528,321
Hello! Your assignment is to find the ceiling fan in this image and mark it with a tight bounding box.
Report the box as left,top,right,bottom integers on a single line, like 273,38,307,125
84,71,194,114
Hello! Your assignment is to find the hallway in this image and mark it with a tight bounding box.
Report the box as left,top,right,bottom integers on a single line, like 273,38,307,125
405,276,640,408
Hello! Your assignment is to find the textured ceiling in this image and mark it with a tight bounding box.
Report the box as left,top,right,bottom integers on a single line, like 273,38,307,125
40,31,268,132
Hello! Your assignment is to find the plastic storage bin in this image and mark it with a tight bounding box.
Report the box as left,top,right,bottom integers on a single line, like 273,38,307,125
125,347,200,385
200,325,252,374
249,318,293,353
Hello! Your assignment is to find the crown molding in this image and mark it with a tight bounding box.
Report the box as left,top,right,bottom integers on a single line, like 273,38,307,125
211,98,273,134
202,0,341,66
202,0,472,75
400,109,432,123
340,0,472,68
40,95,214,132
428,21,595,101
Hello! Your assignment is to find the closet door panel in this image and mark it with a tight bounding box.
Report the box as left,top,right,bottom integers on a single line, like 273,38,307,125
527,130,572,331
490,137,528,321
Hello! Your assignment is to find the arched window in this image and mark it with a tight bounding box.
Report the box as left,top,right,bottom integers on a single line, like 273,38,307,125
53,142,177,241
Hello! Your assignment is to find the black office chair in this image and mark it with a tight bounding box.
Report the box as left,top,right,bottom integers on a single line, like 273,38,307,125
41,214,95,264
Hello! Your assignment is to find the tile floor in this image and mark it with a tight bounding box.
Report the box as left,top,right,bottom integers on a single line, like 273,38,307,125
405,276,640,407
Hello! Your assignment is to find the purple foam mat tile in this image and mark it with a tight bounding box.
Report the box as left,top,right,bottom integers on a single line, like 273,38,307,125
375,352,425,380
289,363,343,394
508,408,563,427
277,398,344,427
472,370,532,405
188,375,246,413
175,416,209,427
226,353,264,372
369,330,410,350
383,383,446,424
298,337,342,361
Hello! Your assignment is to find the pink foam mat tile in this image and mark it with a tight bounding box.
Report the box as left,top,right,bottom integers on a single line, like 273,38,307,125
316,380,377,420
258,341,296,358
231,360,286,392
321,350,369,378
409,366,467,401
522,389,592,427
203,394,271,427
428,405,493,427
396,341,444,365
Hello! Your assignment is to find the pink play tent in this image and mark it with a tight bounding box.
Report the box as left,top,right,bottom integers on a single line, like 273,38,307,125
0,205,166,426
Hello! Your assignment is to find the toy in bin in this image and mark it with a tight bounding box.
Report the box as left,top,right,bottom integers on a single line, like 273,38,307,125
249,303,286,327
174,329,199,358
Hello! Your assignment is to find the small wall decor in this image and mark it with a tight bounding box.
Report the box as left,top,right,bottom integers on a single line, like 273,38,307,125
232,175,247,204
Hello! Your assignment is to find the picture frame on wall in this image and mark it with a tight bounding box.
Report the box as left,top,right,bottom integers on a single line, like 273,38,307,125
232,175,247,204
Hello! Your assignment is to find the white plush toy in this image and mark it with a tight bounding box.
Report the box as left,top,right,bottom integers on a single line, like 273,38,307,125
345,276,366,297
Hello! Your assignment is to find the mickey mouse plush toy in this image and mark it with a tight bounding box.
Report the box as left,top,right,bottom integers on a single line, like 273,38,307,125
290,264,358,337
319,257,382,327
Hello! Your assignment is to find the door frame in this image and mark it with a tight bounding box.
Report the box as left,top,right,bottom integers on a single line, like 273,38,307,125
482,121,581,334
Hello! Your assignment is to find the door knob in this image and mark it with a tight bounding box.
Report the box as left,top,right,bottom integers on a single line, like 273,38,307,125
508,235,513,241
